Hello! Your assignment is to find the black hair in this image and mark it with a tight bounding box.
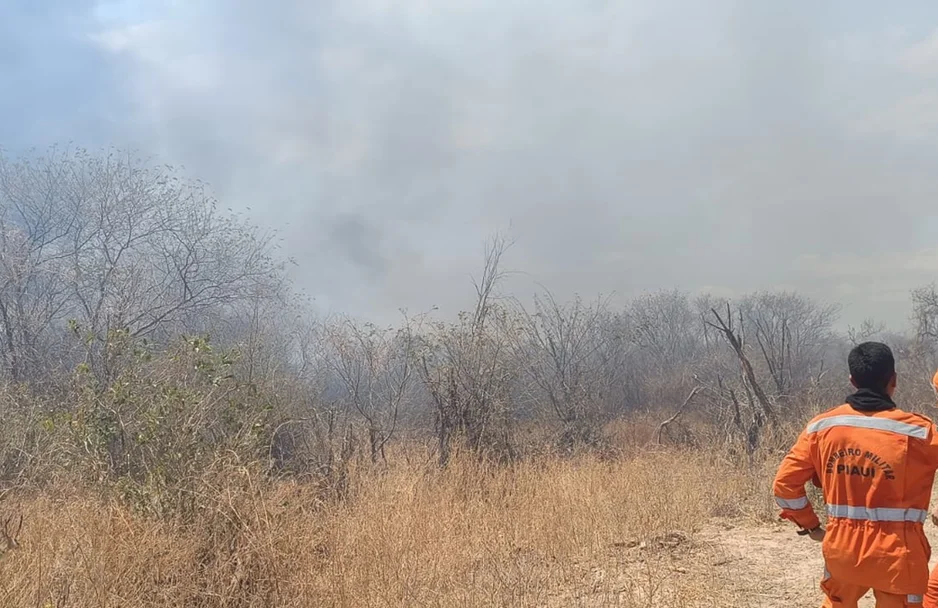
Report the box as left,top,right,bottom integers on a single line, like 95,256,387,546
848,342,896,393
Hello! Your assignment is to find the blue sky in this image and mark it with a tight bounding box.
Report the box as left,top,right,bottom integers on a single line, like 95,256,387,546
4,1,938,328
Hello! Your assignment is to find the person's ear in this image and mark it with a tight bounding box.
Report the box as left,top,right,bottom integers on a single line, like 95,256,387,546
886,373,898,396
849,375,858,389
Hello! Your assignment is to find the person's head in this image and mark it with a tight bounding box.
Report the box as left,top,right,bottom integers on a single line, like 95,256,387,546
848,342,897,396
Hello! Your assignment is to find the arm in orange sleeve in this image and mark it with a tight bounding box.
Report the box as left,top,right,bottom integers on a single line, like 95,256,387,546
773,430,821,531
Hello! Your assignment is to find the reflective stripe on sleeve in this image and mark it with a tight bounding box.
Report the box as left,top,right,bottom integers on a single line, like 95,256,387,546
826,504,928,523
806,415,928,439
775,496,810,510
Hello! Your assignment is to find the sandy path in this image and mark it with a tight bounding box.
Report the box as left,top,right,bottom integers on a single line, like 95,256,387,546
558,520,938,607
696,520,938,607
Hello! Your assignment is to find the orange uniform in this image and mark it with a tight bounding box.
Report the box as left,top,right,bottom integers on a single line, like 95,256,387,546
775,390,938,608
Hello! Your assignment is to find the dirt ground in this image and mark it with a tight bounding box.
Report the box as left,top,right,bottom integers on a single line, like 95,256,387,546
700,520,938,607
562,520,938,607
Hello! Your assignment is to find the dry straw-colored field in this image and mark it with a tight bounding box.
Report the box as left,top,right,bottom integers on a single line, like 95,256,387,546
0,430,798,608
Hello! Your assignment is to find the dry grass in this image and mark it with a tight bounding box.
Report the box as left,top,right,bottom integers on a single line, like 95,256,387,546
0,444,781,608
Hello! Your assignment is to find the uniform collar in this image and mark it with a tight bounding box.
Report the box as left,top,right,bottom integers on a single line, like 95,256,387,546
845,388,896,412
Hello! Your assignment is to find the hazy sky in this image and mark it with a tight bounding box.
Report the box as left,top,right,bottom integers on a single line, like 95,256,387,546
3,1,938,328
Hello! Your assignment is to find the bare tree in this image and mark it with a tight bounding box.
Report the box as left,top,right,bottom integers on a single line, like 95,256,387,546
0,150,81,383
326,318,413,466
740,292,839,397
847,318,886,346
913,285,938,343
268,319,357,491
415,234,519,466
656,386,702,445
906,285,938,398
625,290,703,406
513,291,613,450
627,290,702,367
592,311,643,415
704,303,777,455
0,147,285,387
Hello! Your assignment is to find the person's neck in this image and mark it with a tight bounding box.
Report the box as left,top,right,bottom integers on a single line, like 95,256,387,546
845,387,895,412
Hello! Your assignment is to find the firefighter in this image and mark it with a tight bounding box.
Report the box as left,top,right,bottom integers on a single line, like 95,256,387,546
774,342,938,608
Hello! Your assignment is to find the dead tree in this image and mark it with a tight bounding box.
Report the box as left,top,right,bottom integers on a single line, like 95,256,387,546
513,291,613,451
656,385,702,445
741,292,838,397
0,147,285,388
705,303,777,454
326,319,412,467
415,234,518,466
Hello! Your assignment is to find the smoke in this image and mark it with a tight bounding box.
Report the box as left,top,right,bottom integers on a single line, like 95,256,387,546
4,1,938,325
